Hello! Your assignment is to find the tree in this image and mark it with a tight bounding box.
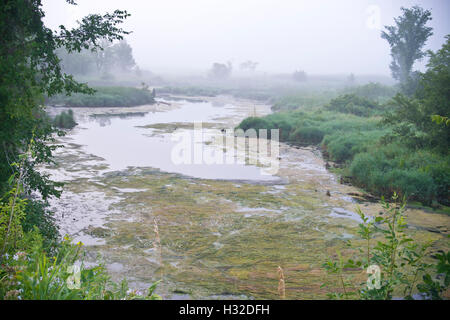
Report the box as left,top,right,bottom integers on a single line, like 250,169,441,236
0,0,130,239
239,60,258,72
383,35,449,154
208,61,232,79
381,6,433,93
57,47,96,76
293,70,307,82
111,40,136,72
347,73,355,84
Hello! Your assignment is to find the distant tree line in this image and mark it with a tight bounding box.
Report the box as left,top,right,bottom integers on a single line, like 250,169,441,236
57,39,137,76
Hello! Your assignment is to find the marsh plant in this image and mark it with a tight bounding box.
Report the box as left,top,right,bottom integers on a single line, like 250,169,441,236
322,194,449,300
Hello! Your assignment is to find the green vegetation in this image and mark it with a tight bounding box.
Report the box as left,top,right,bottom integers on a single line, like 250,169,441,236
57,39,137,76
322,195,449,300
47,86,155,108
324,94,382,117
381,5,433,95
0,0,159,300
1,232,161,300
53,110,77,129
237,34,449,206
342,82,397,102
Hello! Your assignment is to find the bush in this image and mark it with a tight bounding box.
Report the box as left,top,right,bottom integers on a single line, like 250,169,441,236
21,200,59,253
52,109,77,129
325,94,382,117
343,82,397,102
289,126,324,144
322,195,449,300
322,130,385,163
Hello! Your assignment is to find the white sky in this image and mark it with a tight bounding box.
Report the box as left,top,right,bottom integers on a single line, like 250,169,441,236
42,0,450,75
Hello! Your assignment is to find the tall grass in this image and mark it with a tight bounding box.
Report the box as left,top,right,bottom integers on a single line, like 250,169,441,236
236,92,449,205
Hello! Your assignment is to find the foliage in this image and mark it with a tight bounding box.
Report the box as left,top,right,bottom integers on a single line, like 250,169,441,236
47,87,155,108
325,94,382,116
343,82,397,103
322,130,385,163
431,115,450,126
381,5,433,91
0,0,130,203
0,0,146,300
209,62,233,79
350,144,449,205
58,39,137,76
0,151,160,300
237,109,383,147
0,233,161,300
52,109,77,129
322,195,449,300
21,200,59,254
383,36,449,154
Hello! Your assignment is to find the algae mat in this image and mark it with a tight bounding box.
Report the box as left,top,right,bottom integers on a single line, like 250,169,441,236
43,96,449,299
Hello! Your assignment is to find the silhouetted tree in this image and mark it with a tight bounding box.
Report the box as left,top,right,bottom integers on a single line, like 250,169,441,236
293,70,307,82
209,61,232,79
381,6,433,94
240,60,259,72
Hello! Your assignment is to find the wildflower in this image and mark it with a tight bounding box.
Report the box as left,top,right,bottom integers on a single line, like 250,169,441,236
13,254,19,261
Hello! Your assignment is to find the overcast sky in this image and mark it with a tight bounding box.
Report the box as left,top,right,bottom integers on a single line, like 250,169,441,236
42,0,450,75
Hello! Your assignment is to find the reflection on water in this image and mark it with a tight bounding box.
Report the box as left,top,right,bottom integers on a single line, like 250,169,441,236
70,100,279,182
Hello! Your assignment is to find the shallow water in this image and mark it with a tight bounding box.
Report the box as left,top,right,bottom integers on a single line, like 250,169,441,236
68,99,278,181
44,95,449,300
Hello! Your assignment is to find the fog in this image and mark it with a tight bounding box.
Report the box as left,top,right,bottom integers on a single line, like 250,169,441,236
42,0,450,76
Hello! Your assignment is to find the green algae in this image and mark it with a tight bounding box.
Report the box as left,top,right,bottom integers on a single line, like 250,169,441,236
45,97,450,300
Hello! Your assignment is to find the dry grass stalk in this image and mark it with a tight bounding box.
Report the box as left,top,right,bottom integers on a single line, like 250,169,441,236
277,266,286,299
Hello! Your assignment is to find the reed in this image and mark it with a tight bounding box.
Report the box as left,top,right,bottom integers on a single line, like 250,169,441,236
277,266,286,299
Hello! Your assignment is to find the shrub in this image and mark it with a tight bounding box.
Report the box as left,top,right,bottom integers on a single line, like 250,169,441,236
344,82,397,102
289,126,324,144
322,195,449,300
325,94,381,117
53,109,77,129
323,130,385,163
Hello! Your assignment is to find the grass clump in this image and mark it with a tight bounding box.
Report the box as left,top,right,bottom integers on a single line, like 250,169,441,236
350,145,450,205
